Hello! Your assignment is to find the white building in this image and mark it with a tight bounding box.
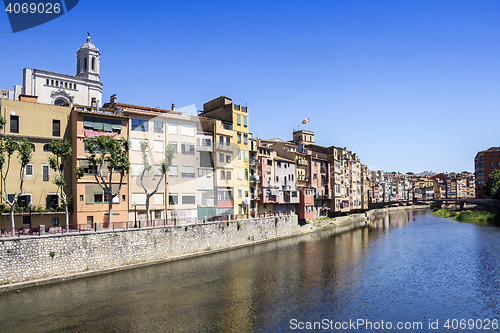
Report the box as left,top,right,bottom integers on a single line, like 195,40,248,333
2,35,102,107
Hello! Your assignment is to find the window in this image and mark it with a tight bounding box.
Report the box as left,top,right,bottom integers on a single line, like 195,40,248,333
181,166,195,178
169,141,178,153
131,164,148,177
219,153,224,163
491,163,494,167
181,125,195,136
42,165,50,181
220,170,225,180
243,116,247,127
226,171,231,180
237,133,241,144
245,169,248,180
130,138,143,151
226,137,231,146
219,136,224,145
154,164,162,176
238,187,242,198
238,168,242,180
480,156,484,161
201,138,211,146
49,216,59,226
92,57,95,71
477,163,484,168
132,118,148,131
181,143,194,155
477,171,485,176
238,149,242,161
244,134,248,145
154,121,164,133
52,120,60,137
276,176,279,182
169,166,178,177
237,114,241,126
154,193,164,205
478,180,485,185
83,117,121,133
25,164,34,179
46,79,49,85
182,193,196,205
131,193,147,205
226,155,231,163
313,174,317,180
497,162,500,167
168,123,178,134
80,195,84,201
244,150,248,162
245,187,249,197
10,115,19,133
169,193,178,205
154,140,164,152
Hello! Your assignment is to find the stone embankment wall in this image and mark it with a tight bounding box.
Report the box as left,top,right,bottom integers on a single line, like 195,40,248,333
0,206,427,289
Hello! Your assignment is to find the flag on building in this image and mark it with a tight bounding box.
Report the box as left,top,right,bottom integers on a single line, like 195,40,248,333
302,118,309,124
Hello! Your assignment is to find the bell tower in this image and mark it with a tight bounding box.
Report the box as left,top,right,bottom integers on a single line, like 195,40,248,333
76,33,100,81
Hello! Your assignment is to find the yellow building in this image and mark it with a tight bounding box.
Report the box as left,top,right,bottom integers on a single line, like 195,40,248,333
200,97,250,215
0,97,71,229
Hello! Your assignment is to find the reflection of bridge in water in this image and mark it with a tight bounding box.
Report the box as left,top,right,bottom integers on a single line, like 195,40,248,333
369,199,500,210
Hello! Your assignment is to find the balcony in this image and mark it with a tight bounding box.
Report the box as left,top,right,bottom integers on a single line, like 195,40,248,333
250,175,260,183
222,123,233,131
217,144,232,152
320,166,327,173
297,159,308,166
249,159,259,166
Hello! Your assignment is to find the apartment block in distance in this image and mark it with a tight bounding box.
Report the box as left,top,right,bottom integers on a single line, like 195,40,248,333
475,147,500,199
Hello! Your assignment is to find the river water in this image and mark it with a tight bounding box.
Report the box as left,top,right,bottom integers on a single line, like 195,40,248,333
1,209,500,332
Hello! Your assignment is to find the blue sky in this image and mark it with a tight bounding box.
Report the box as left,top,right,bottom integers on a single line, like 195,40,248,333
1,0,499,173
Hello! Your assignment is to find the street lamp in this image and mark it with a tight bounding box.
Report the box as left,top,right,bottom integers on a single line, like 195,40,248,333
28,202,32,233
133,202,137,228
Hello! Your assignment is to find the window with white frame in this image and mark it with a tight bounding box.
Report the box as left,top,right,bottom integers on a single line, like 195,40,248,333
41,164,50,181
154,193,164,205
131,163,149,177
168,123,178,135
181,124,195,136
130,138,143,151
131,193,147,205
154,121,164,133
238,149,241,161
154,164,163,176
181,166,195,178
25,163,34,179
154,140,164,152
238,168,242,180
182,193,196,205
169,165,178,177
168,141,177,153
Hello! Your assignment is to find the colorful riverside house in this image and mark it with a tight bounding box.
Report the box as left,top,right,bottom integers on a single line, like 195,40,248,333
248,135,259,215
102,97,196,224
256,140,277,214
71,104,129,228
199,117,234,217
199,96,250,215
0,97,72,228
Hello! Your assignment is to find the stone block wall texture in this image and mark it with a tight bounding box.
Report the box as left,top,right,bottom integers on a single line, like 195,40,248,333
0,216,301,284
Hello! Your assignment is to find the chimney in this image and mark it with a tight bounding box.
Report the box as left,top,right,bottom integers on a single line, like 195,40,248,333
110,94,117,104
171,103,175,111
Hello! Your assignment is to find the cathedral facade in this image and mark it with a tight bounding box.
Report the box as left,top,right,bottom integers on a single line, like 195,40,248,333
4,35,103,107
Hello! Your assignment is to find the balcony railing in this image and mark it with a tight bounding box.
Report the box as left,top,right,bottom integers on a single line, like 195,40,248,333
250,175,260,182
249,159,259,166
222,123,233,131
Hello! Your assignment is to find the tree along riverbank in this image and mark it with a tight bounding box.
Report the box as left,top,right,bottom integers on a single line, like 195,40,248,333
433,208,500,225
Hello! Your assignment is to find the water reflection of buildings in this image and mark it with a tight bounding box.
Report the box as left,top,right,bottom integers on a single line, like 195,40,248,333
369,210,414,230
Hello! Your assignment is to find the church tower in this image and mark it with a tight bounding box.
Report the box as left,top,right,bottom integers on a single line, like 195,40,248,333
76,34,100,81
